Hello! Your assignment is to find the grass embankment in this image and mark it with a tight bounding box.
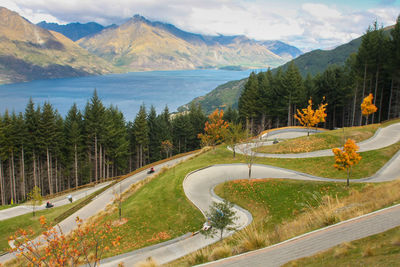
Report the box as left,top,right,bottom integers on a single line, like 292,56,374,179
256,141,400,179
256,118,400,154
256,124,379,154
170,178,400,266
284,226,400,267
0,204,18,211
0,196,90,253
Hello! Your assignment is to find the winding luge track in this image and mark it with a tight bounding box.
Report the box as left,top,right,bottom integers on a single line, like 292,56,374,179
1,123,400,266
101,122,400,266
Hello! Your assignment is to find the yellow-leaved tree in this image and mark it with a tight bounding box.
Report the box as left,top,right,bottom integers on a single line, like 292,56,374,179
295,97,328,136
198,108,229,149
332,139,362,187
361,93,378,125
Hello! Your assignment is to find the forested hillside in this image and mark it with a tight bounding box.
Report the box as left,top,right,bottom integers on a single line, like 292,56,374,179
0,92,206,205
238,19,400,132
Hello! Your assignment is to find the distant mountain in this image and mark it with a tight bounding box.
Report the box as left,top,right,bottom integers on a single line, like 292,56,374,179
259,40,302,59
0,7,116,84
37,21,117,41
179,32,366,113
77,15,299,71
277,37,362,77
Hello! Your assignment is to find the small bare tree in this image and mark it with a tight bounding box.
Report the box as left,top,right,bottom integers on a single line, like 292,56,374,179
27,186,42,217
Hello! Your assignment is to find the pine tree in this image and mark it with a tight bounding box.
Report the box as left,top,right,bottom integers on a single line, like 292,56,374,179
133,105,149,168
281,63,305,126
238,72,259,130
147,106,162,162
84,90,106,182
65,103,83,188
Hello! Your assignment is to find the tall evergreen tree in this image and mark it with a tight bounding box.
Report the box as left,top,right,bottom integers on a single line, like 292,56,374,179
133,105,149,168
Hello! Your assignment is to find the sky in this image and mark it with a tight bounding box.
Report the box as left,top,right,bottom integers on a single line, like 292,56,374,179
2,0,400,51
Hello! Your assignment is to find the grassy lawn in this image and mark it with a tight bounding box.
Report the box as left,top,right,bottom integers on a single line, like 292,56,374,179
0,204,19,211
255,123,384,154
0,196,89,253
254,141,400,179
284,226,400,267
215,179,365,232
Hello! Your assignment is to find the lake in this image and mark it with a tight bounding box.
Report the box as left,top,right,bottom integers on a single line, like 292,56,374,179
0,69,254,120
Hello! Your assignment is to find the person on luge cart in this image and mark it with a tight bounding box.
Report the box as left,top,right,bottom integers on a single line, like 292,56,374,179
147,167,155,174
45,201,54,208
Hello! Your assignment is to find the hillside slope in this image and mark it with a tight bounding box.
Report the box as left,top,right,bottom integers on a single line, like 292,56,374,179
77,15,292,71
0,7,116,84
179,33,365,113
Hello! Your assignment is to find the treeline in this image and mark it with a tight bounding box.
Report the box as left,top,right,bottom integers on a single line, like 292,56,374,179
238,17,400,131
0,91,206,205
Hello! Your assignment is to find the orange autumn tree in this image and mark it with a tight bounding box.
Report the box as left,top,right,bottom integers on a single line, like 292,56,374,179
315,97,328,129
295,97,327,136
332,139,362,187
198,108,229,148
361,93,377,125
9,216,122,266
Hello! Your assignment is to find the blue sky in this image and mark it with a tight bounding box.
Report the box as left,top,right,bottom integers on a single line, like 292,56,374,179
2,0,399,51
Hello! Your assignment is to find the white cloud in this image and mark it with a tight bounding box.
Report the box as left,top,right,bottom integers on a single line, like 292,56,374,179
2,0,400,50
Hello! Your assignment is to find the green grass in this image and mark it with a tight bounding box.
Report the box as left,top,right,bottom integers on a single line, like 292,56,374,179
284,226,400,267
0,204,19,211
256,119,400,154
215,179,365,231
0,196,89,253
254,141,400,179
256,124,379,154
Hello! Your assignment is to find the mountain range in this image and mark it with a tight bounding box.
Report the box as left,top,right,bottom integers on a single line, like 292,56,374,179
0,7,116,84
0,7,303,84
77,15,300,71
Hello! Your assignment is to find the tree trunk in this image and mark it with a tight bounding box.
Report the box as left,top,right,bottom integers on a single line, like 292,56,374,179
351,82,358,127
287,95,291,126
387,78,394,120
0,160,4,205
372,68,379,123
360,64,367,126
47,148,52,195
11,151,17,203
99,144,102,180
55,157,58,193
20,146,25,199
103,149,106,179
378,87,384,122
33,152,37,188
347,168,350,187
94,134,98,183
74,143,78,188
9,157,14,204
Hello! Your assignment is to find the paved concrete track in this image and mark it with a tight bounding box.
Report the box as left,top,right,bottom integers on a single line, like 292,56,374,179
0,182,111,221
200,204,400,267
235,123,400,158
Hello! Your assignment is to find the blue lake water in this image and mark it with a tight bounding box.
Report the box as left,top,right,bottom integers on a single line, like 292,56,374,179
0,69,254,121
